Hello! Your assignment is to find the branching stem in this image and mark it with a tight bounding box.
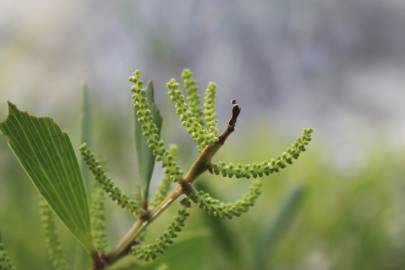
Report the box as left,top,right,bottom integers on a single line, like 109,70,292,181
99,100,241,269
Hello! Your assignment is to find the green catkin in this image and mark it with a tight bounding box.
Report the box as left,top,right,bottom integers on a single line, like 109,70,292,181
131,199,191,261
166,78,208,151
0,233,15,270
211,128,314,179
80,143,140,216
188,179,262,219
203,82,218,145
150,144,178,208
129,71,183,181
90,183,108,251
39,197,68,270
181,69,205,127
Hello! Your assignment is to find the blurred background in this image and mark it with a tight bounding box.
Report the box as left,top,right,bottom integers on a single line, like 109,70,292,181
1,0,405,269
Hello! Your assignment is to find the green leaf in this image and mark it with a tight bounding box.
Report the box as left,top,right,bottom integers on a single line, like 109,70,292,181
113,230,209,270
254,185,305,270
195,181,241,263
0,102,94,251
134,81,163,204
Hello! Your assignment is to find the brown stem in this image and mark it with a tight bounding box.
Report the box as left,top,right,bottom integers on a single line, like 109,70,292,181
99,100,241,268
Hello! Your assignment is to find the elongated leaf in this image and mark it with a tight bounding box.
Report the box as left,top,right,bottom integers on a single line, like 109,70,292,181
195,181,241,262
254,185,305,270
0,102,94,251
134,81,162,204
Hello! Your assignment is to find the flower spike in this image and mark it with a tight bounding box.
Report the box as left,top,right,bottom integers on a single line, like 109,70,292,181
167,78,207,150
181,68,205,126
211,128,313,179
188,179,262,219
131,199,191,261
0,233,16,270
80,143,141,215
203,82,218,144
39,197,69,270
90,184,108,251
130,71,183,180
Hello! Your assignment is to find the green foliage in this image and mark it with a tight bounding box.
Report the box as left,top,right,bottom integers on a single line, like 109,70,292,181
39,197,68,270
80,86,108,252
134,81,163,204
0,234,15,270
80,143,140,216
189,179,263,219
211,128,313,179
131,199,191,262
0,103,94,251
130,71,183,181
0,68,314,269
254,185,305,270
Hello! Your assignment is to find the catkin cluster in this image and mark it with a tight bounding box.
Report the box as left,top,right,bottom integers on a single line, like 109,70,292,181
39,198,68,270
130,69,220,154
181,69,204,126
80,143,140,215
211,128,313,179
90,183,108,251
189,179,262,219
129,71,183,181
131,199,191,261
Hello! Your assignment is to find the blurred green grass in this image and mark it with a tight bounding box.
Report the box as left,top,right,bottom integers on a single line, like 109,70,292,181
1,103,405,270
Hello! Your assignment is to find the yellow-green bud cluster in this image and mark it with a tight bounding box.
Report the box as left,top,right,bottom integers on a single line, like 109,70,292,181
166,78,207,150
0,234,16,270
189,179,262,219
203,82,218,144
39,197,68,270
129,71,183,181
150,144,177,208
90,184,108,251
181,69,204,126
131,199,191,261
211,128,314,179
80,143,140,215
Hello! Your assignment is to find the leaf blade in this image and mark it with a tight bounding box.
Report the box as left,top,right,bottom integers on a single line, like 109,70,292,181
0,102,94,251
134,81,163,204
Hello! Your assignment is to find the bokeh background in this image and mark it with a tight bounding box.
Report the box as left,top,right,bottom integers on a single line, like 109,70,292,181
1,0,405,269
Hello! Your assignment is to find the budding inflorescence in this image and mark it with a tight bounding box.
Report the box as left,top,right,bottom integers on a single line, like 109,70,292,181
203,82,218,144
211,128,314,179
131,199,191,261
90,183,108,251
0,234,16,270
129,71,183,181
39,198,68,270
166,78,208,150
181,69,204,127
80,143,140,215
188,179,262,219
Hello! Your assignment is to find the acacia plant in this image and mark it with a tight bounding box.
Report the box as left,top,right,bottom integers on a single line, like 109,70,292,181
0,69,313,269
